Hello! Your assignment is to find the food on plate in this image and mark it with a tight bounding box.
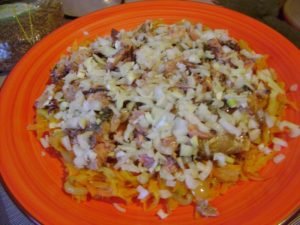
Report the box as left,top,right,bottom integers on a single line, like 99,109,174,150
31,20,300,218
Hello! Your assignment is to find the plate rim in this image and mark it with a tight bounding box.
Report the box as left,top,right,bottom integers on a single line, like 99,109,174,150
0,1,300,225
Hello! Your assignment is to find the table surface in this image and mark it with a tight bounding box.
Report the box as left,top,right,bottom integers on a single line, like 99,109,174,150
0,1,299,224
0,76,6,87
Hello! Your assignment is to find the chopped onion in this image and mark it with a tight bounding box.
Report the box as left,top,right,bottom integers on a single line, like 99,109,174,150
159,190,172,199
184,112,210,134
273,153,285,164
204,142,211,156
83,31,89,36
289,84,298,92
137,185,149,200
196,200,219,217
199,161,213,181
265,113,274,128
173,117,188,139
290,127,300,138
40,135,49,148
61,136,72,151
248,118,258,129
184,172,199,190
273,144,282,152
213,153,227,167
258,144,272,155
113,203,126,213
219,118,241,136
249,129,261,142
77,132,92,150
278,121,300,137
166,180,176,187
272,137,288,147
190,136,199,148
123,124,134,141
137,173,150,184
180,144,194,157
157,209,169,219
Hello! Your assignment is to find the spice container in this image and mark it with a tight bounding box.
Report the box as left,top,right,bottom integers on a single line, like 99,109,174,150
0,0,63,73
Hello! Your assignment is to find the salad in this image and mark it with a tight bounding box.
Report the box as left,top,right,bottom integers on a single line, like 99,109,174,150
32,20,300,219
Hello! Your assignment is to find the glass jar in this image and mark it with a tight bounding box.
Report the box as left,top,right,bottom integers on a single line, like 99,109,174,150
62,0,122,17
0,0,64,73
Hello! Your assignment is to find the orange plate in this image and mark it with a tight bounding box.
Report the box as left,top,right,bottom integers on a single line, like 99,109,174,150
0,1,300,225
